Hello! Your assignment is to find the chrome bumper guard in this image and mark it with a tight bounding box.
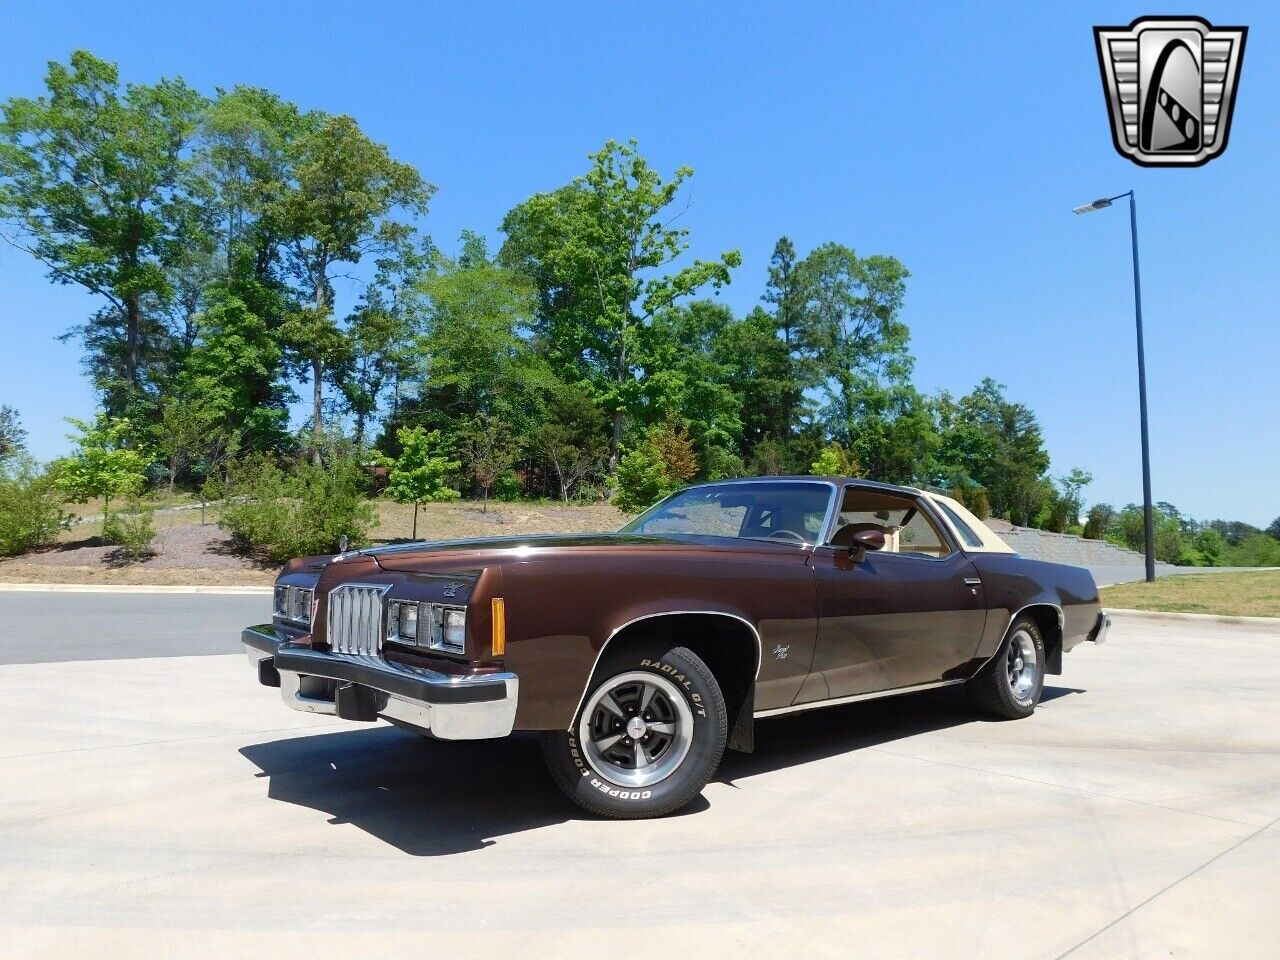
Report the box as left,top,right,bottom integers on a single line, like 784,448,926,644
1089,611,1111,644
243,625,518,740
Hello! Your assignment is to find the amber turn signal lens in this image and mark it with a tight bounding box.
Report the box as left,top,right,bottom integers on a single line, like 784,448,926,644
491,597,506,657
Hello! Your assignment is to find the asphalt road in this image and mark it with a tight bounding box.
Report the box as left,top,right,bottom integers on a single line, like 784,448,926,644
0,591,265,663
1,594,1278,959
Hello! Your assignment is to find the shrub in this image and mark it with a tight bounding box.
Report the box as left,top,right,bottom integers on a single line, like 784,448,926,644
810,443,860,477
102,500,156,560
0,457,69,556
968,487,991,520
219,457,376,564
612,422,698,513
1226,533,1280,568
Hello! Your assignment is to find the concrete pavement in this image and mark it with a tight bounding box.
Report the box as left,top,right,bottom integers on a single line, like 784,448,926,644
0,596,1277,959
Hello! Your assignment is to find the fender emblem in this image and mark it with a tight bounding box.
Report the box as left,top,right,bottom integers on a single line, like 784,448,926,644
772,644,790,660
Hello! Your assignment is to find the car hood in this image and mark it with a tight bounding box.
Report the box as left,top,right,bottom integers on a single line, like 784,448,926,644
357,531,808,572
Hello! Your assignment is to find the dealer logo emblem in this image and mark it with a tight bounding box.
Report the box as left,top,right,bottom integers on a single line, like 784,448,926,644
1093,16,1247,167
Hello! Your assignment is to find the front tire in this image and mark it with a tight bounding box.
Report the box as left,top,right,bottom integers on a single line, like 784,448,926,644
967,615,1045,719
542,644,727,819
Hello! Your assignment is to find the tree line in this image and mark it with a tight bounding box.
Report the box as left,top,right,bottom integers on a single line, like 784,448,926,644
2,51,1277,566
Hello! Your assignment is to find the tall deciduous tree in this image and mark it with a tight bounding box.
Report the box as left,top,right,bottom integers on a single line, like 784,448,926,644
500,139,741,467
270,113,433,463
941,378,1052,524
0,51,206,414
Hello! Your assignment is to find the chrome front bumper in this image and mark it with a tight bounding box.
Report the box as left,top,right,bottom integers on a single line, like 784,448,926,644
242,625,518,740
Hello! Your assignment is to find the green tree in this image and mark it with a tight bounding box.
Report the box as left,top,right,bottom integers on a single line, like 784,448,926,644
941,378,1051,525
714,307,796,459
500,139,740,467
458,414,516,510
1056,469,1093,529
0,51,206,414
534,381,609,503
759,236,807,434
638,300,744,476
386,427,460,539
0,405,26,460
54,415,152,517
182,284,290,451
269,112,433,463
153,393,220,493
1193,528,1227,566
1266,517,1280,541
417,233,539,420
341,244,429,446
1084,503,1116,540
1227,533,1280,567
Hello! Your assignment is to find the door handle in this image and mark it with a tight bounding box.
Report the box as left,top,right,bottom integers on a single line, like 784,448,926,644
964,578,982,586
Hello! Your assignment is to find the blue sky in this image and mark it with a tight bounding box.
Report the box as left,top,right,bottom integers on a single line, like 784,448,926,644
1,2,1276,526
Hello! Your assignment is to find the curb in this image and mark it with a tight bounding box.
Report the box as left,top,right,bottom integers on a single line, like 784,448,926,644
0,583,271,595
1108,607,1280,627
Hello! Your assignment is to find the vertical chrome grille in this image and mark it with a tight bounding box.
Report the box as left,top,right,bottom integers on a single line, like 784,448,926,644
326,584,389,656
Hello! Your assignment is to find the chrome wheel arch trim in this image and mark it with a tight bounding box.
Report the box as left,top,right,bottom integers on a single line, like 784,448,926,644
977,601,1064,672
566,609,763,730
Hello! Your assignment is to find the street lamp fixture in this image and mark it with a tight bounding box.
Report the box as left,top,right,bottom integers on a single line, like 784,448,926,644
1072,197,1115,214
1073,190,1156,582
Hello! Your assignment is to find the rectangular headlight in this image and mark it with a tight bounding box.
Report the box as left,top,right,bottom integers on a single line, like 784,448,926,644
274,584,313,625
387,600,420,644
437,607,466,654
386,601,465,655
293,588,313,625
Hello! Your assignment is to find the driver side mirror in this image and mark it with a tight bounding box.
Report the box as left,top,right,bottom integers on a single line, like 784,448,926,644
848,528,886,559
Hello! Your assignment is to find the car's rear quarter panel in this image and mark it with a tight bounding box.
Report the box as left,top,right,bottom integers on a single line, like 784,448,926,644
968,552,1102,661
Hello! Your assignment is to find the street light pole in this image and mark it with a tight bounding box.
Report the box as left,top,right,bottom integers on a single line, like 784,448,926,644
1073,190,1156,582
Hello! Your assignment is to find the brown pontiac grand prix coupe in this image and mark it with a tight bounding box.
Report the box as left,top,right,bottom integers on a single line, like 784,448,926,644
243,477,1110,818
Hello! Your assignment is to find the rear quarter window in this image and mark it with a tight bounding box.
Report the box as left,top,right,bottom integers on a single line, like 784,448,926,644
935,500,985,549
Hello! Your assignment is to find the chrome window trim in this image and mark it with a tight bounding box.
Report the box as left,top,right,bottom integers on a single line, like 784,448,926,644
566,609,764,731
620,478,840,548
821,483,961,562
755,678,965,718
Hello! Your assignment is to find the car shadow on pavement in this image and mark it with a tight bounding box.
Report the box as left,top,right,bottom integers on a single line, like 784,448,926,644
240,685,1082,855
239,727,584,856
718,684,1085,785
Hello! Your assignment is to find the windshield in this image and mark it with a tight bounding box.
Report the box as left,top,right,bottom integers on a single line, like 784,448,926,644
620,481,834,544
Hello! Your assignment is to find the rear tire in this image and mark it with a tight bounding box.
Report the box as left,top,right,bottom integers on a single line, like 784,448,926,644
542,643,727,819
967,616,1045,719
